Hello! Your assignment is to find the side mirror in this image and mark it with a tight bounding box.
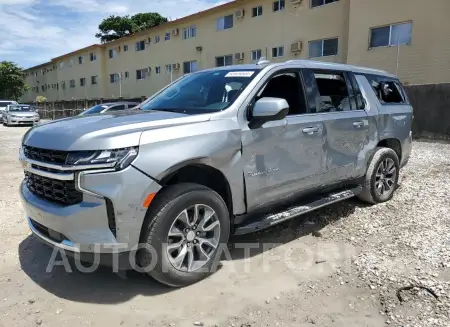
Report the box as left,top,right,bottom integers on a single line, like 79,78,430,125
249,97,289,129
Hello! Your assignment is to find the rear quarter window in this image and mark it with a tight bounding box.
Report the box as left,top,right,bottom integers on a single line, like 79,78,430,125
364,74,408,105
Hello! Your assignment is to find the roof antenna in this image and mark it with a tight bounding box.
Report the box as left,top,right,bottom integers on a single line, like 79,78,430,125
257,57,270,66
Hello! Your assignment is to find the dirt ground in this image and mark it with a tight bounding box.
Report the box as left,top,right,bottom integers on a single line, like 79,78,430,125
0,125,449,327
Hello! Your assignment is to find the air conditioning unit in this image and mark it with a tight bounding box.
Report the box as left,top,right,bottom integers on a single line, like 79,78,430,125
172,63,180,71
235,52,244,61
172,28,179,36
290,0,303,6
235,9,244,19
291,41,303,53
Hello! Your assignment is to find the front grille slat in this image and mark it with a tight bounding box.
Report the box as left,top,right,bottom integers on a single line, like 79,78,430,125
24,145,68,164
25,172,82,206
23,146,83,206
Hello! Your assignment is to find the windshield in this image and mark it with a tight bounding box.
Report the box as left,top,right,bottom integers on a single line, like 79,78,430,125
82,104,109,115
140,69,260,114
9,105,32,112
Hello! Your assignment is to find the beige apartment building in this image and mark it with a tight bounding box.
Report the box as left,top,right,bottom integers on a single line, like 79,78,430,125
21,0,450,103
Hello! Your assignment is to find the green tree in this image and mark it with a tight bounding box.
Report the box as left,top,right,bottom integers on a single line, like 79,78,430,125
0,61,28,100
95,13,168,43
35,95,47,103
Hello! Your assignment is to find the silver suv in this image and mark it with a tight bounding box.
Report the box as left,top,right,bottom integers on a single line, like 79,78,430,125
19,59,413,287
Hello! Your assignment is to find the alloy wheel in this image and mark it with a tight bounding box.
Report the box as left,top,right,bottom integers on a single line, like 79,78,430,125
166,204,221,272
375,158,397,196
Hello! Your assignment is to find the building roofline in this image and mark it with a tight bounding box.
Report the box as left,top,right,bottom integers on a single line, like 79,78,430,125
23,0,242,71
51,44,101,61
104,0,241,46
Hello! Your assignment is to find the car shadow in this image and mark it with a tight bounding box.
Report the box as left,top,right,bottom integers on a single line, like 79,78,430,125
18,198,369,304
18,236,174,304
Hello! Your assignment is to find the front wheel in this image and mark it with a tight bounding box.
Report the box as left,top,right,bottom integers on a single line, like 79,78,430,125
358,147,400,204
138,183,230,287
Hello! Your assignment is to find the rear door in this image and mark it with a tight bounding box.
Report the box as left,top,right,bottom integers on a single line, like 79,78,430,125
301,69,373,186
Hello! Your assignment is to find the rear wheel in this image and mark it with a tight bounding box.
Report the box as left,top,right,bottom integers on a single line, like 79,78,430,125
358,147,400,204
137,183,230,287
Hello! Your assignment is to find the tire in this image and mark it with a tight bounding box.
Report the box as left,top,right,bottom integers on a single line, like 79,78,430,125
358,147,400,204
137,183,230,287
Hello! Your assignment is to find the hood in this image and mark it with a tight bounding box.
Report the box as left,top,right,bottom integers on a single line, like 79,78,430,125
23,110,211,151
8,111,36,116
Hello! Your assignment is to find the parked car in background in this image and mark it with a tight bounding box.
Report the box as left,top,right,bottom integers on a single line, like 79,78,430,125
3,104,40,126
19,59,412,287
79,102,140,116
0,100,18,121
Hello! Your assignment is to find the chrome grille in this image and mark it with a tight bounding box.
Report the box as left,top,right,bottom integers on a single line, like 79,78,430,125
25,172,82,205
23,145,68,164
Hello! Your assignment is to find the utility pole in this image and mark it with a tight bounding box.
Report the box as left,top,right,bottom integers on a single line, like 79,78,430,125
395,34,401,76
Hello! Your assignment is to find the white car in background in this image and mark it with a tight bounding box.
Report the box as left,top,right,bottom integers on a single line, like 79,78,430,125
2,104,40,126
0,100,18,124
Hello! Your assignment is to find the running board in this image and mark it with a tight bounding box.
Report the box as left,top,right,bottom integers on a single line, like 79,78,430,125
233,186,362,236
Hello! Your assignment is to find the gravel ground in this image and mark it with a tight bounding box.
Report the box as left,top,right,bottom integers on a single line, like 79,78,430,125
0,125,449,327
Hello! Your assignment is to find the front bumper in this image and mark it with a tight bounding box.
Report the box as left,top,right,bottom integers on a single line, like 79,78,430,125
8,116,39,125
20,165,162,256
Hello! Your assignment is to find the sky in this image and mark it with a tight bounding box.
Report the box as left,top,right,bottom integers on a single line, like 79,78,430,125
0,0,231,69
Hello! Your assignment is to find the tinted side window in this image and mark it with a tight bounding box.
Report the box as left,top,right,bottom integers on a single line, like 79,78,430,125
303,69,352,113
365,75,405,104
256,71,307,116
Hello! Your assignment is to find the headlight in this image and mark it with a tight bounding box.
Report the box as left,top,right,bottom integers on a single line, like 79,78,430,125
66,146,138,170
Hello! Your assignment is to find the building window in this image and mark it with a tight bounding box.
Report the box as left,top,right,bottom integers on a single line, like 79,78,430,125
183,25,196,39
124,71,129,78
216,14,233,31
252,5,263,17
91,76,98,85
70,79,75,88
80,78,85,87
370,22,412,48
154,35,160,43
183,61,198,74
165,32,171,41
155,66,161,74
136,69,147,80
124,45,129,52
309,38,338,57
90,53,96,61
69,59,74,67
272,46,284,58
273,0,285,12
110,73,120,83
136,40,146,51
311,0,339,8
165,64,172,73
78,56,84,64
251,49,262,61
109,49,118,59
216,55,233,67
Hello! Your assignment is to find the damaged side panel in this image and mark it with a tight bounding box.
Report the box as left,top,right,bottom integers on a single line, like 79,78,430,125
134,119,246,215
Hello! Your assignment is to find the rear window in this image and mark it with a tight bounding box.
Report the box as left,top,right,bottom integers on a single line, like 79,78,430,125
365,75,407,105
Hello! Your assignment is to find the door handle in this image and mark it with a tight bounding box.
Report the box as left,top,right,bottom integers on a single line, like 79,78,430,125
353,121,365,128
302,127,319,135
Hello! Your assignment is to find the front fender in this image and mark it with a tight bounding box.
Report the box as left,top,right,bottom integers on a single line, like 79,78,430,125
133,119,246,214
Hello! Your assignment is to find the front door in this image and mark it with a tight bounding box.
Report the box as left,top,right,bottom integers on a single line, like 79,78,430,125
301,69,371,186
241,69,324,212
